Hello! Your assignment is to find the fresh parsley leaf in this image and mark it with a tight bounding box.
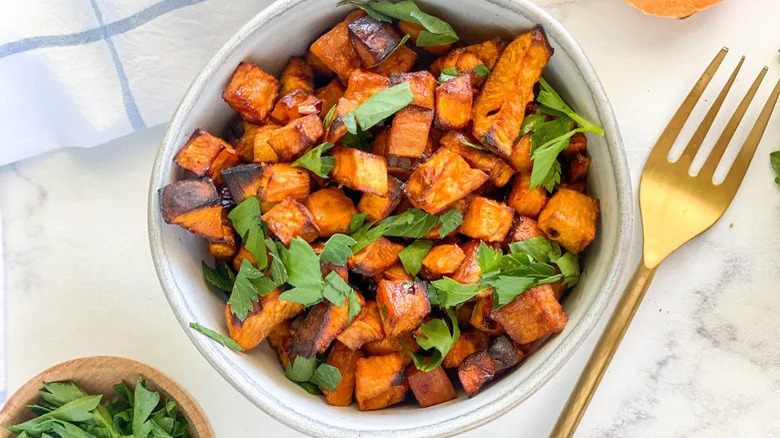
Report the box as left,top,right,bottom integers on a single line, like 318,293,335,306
382,208,439,238
338,0,393,21
277,287,324,307
347,289,362,324
473,63,490,77
201,261,235,300
228,197,268,269
322,271,352,306
311,363,342,392
349,212,368,234
509,236,558,263
440,67,459,75
40,382,87,407
772,151,780,185
461,138,488,150
228,260,266,320
538,77,604,135
376,33,410,67
530,128,585,190
350,220,388,253
437,208,463,237
399,239,434,277
189,322,243,351
406,309,460,371
278,238,326,307
319,234,357,266
476,241,503,276
366,0,459,47
437,66,460,84
486,275,541,309
341,125,374,150
343,112,358,135
353,82,413,130
430,277,482,307
285,356,317,382
291,142,335,178
556,251,580,286
323,103,337,129
132,378,160,438
267,238,288,285
520,113,547,136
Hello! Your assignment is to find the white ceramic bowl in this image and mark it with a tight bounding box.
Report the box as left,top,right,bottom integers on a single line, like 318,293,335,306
148,1,633,436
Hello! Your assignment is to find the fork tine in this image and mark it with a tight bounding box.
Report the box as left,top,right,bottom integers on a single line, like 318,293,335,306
720,77,780,188
676,57,744,167
647,47,728,162
699,67,768,178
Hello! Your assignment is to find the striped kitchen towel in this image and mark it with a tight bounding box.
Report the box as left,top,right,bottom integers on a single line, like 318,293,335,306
0,0,274,166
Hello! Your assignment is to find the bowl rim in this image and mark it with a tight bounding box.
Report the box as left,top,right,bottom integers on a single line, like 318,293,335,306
147,0,634,436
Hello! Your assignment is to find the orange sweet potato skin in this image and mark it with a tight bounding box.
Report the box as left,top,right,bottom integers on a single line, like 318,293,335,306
225,289,304,351
331,147,389,196
292,293,365,358
267,113,324,161
337,300,385,350
159,179,223,241
174,130,230,177
443,330,489,368
435,74,473,131
267,319,296,368
257,163,311,207
323,341,365,406
355,353,408,411
221,164,264,204
262,198,319,246
406,365,457,408
222,62,280,124
459,196,514,242
348,15,401,67
387,106,434,158
302,188,358,237
357,176,403,222
348,237,404,277
458,336,522,396
420,244,466,280
376,280,431,337
450,239,483,284
507,173,548,218
492,284,567,344
390,71,436,109
279,56,315,96
537,188,599,254
440,131,515,187
370,44,418,76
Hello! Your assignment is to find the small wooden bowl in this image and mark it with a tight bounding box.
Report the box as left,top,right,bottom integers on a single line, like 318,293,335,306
0,356,214,438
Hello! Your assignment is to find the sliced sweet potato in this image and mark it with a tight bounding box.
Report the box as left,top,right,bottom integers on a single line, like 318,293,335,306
257,163,311,207
267,113,324,162
225,289,304,351
459,196,514,242
262,198,319,246
420,244,466,280
431,49,487,90
348,237,404,277
470,290,505,336
337,300,386,350
234,121,260,162
267,319,296,368
221,164,263,204
315,79,346,118
299,188,357,237
406,365,457,408
386,106,434,158
174,130,231,177
222,62,280,124
348,15,401,67
463,38,508,70
331,147,389,196
435,74,473,130
472,29,552,155
357,176,403,222
507,173,548,218
397,20,452,55
307,49,333,75
505,134,532,173
567,154,591,184
362,332,420,357
458,336,523,396
449,239,483,284
269,90,322,125
355,353,408,411
505,215,543,244
232,244,257,271
370,44,418,76
253,124,282,163
292,292,364,358
624,0,721,18
492,284,567,344
208,210,237,259
205,145,240,185
537,188,599,254
309,20,361,83
279,56,315,96
443,330,489,368
323,341,365,406
159,179,223,240
440,131,515,187
405,148,489,215
390,71,436,109
376,280,431,337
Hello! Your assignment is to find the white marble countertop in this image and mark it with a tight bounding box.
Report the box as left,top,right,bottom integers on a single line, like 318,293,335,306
2,0,780,436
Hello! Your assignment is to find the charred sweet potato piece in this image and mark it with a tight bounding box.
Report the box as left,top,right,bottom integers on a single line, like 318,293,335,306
387,106,434,158
221,164,263,204
205,145,240,185
405,148,489,214
376,280,431,337
470,290,505,336
348,15,401,67
222,62,280,124
315,79,346,118
537,188,599,254
337,300,385,350
370,44,418,76
355,353,408,411
257,163,311,207
267,319,295,368
269,90,322,125
234,121,259,162
262,198,319,246
309,20,361,83
253,124,282,163
292,292,365,358
267,114,324,161
567,154,591,183
390,71,436,109
507,173,548,218
420,244,466,280
225,289,304,350
472,29,552,155
458,336,523,396
159,179,223,240
563,131,587,158
505,215,543,244
406,365,457,408
331,147,389,196
493,284,567,344
443,330,489,368
450,239,483,284
232,245,257,271
435,74,473,130
348,237,404,277
302,188,358,236
397,20,452,55
357,176,403,222
441,131,515,187
459,196,514,242
323,341,365,406
505,134,532,173
174,130,231,177
279,57,315,96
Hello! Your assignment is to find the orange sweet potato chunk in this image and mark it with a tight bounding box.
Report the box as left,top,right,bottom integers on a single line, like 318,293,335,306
472,29,552,156
267,319,296,368
537,188,599,254
390,71,436,109
225,289,304,351
459,196,514,242
435,74,473,130
234,121,259,162
269,90,322,125
357,176,403,222
443,330,489,368
267,113,324,161
221,164,264,204
440,131,515,187
159,179,223,241
331,147,388,196
323,341,365,406
279,56,315,96
507,173,548,218
208,210,237,259
450,239,483,284
253,124,282,164
470,290,505,336
505,215,544,244
463,38,508,70
458,336,522,396
344,69,392,103
174,130,230,177
362,332,420,357
505,134,532,174
222,62,280,124
376,280,431,337
407,365,457,408
337,300,386,350
405,148,489,215
624,0,721,19
315,79,346,118
567,154,591,184
420,244,466,280
205,145,240,185
492,284,567,344
292,293,365,358
232,245,257,271
257,163,311,206
355,353,408,411
370,44,418,76
302,188,357,237
309,21,361,83
397,20,452,55
348,15,402,67
348,237,404,277
386,106,434,158
262,198,319,246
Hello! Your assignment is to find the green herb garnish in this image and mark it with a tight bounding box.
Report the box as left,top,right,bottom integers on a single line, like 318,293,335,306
228,196,268,269
364,0,459,47
405,309,460,371
291,142,335,178
228,259,279,320
398,239,434,277
319,234,357,266
771,151,780,185
349,82,414,131
189,322,243,351
285,356,342,393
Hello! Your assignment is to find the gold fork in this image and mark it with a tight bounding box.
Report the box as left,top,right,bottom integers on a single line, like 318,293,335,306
550,47,780,438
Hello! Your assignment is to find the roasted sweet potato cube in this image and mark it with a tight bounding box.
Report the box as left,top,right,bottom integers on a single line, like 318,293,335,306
390,71,436,109
357,176,403,222
267,114,324,162
225,289,304,350
292,292,364,358
253,124,281,163
420,244,466,280
337,300,385,350
443,330,489,368
232,245,257,271
449,239,483,283
440,131,515,187
348,237,404,277
159,179,223,240
257,163,311,206
323,341,365,406
208,211,237,259
174,130,230,177
205,145,240,185
435,74,473,130
459,197,514,242
470,290,505,336
348,15,401,67
506,134,532,173
234,121,260,162
374,263,413,283
564,131,588,158
457,336,522,396
406,365,457,408
325,97,359,143
315,79,346,118
262,198,319,246
267,319,295,368
355,353,408,411
307,49,333,75
387,106,434,158
370,44,418,76
344,69,391,103
279,56,315,96
269,90,322,125
505,215,543,244
376,280,431,337
464,38,508,70
537,188,599,254
222,62,279,124
309,21,361,83
507,173,548,218
301,187,358,236
472,29,552,155
362,332,420,357
567,154,591,183
331,147,388,196
221,164,263,204
493,284,567,344
405,148,488,215
397,20,452,55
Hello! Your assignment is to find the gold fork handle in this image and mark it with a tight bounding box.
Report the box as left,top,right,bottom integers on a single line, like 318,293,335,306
550,260,658,438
